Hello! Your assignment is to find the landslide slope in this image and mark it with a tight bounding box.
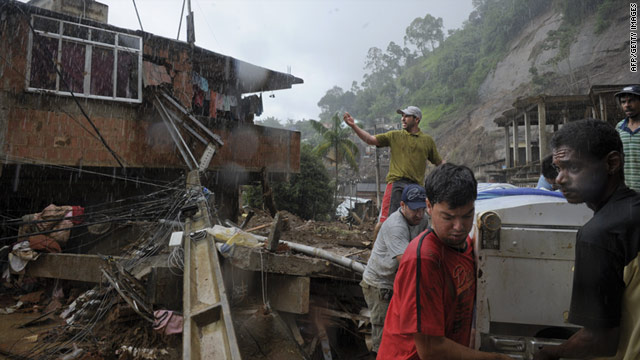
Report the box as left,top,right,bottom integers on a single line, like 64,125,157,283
433,4,637,169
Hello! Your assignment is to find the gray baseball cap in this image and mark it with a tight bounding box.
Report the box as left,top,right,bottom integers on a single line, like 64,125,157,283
396,106,422,119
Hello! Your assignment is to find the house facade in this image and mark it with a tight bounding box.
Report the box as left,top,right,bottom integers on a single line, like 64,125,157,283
0,0,303,221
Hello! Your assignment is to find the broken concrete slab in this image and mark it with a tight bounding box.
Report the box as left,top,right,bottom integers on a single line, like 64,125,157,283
267,275,309,314
25,253,122,283
220,245,359,280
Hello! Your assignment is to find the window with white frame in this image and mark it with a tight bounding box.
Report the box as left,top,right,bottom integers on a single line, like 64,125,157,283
27,15,143,103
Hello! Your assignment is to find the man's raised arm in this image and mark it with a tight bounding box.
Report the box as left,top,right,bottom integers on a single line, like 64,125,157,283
343,112,379,146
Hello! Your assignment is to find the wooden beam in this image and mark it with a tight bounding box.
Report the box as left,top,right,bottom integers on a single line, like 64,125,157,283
599,94,607,122
524,111,532,163
538,101,548,160
504,126,511,168
311,305,369,323
266,212,283,252
512,118,519,167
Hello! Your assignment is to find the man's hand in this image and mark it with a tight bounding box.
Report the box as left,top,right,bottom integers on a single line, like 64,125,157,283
343,112,379,145
343,112,355,127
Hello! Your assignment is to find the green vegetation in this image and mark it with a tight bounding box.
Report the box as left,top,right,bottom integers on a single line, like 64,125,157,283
594,0,627,34
316,0,555,130
316,0,618,131
259,0,620,220
541,0,624,66
242,144,334,220
310,113,359,207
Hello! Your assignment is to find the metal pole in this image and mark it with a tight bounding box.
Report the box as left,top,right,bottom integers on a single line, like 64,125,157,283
186,0,195,45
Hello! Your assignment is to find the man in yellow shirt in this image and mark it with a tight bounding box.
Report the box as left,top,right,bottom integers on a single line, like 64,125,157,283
343,106,443,228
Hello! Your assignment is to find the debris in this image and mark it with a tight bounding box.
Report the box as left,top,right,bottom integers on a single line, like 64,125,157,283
152,310,183,335
244,223,272,232
240,209,255,229
335,197,370,218
22,334,38,343
207,225,263,253
281,312,305,346
100,264,153,323
266,212,284,252
18,290,44,304
115,345,169,359
18,308,56,328
59,343,84,360
0,301,23,314
311,305,369,324
9,241,39,273
17,204,84,251
316,317,333,360
350,211,363,225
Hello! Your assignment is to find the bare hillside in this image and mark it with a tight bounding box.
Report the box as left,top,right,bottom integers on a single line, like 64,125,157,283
434,4,638,167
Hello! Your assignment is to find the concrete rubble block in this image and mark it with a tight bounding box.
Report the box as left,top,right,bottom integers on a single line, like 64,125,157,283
267,274,310,314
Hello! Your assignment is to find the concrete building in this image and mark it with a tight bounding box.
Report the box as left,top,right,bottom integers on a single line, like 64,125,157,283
0,0,303,222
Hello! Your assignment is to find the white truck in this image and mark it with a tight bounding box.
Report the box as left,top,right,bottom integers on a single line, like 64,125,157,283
472,187,593,359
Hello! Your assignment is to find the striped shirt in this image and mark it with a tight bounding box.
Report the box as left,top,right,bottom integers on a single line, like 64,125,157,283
617,118,640,192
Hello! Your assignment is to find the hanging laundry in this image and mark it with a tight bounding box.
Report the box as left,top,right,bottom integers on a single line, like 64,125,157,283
192,86,205,108
222,95,231,112
242,95,263,117
191,72,209,92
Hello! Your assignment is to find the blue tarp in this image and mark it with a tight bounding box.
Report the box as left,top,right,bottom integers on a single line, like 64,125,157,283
477,188,565,200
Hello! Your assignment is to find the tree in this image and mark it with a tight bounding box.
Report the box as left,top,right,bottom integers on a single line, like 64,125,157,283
292,119,323,148
317,86,356,122
310,113,359,207
255,116,283,128
273,144,334,220
404,14,444,56
242,144,334,220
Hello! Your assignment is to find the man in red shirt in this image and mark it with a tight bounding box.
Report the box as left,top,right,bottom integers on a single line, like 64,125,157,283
377,163,510,360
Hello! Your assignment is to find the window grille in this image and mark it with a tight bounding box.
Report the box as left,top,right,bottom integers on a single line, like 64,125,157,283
27,15,143,103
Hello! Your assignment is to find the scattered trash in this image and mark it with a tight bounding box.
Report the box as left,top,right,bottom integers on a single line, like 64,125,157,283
9,241,39,273
115,345,169,359
0,300,24,314
59,343,84,360
152,310,183,335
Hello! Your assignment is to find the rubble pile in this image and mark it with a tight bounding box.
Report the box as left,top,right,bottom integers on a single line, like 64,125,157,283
1,196,377,359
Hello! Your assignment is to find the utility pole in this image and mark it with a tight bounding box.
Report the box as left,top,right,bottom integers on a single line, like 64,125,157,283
186,0,195,45
182,170,241,360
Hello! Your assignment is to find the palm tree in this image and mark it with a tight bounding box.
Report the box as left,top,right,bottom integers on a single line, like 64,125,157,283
310,112,359,207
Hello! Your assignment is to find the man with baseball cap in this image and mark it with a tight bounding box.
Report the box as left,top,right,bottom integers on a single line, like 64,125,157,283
343,106,442,237
615,85,640,191
360,183,430,354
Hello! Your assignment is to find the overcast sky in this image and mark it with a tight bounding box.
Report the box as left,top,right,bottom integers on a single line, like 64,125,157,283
43,0,475,122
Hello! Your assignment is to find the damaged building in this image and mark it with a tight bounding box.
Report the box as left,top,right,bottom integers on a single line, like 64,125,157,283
0,1,373,359
0,0,302,222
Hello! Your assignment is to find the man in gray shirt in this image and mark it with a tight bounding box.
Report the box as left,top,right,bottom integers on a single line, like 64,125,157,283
360,183,430,353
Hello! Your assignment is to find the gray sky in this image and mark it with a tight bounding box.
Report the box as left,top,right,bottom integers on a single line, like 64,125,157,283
64,0,475,121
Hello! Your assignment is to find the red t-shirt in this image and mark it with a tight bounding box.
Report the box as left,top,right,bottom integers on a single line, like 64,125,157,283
377,229,476,360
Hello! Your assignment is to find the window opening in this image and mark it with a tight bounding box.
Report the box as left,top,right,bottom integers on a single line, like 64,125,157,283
27,15,142,103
